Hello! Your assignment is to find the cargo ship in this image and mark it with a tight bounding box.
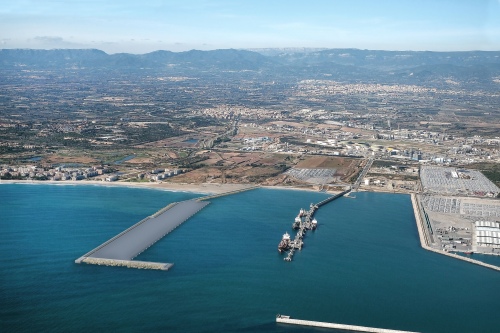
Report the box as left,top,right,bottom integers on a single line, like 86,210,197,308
278,232,291,253
292,216,301,230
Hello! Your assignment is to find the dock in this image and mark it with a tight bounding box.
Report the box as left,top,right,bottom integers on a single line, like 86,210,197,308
282,189,351,261
76,186,258,271
411,194,500,272
276,315,420,333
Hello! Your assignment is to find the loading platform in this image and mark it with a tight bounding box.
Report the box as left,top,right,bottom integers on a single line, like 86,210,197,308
280,157,375,261
282,189,351,261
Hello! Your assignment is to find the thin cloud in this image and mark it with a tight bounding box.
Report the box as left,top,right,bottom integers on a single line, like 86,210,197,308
29,36,84,48
33,36,66,43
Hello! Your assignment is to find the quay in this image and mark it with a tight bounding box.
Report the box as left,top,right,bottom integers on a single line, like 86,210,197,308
76,186,259,271
276,315,420,333
411,194,500,272
281,158,392,261
282,189,351,261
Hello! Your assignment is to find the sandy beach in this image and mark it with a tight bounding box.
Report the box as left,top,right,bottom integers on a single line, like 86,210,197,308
0,179,258,194
0,179,350,196
0,179,394,195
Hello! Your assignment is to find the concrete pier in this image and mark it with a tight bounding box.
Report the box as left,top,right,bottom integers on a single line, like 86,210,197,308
411,194,500,272
77,186,260,271
276,315,420,333
315,189,351,209
76,199,209,270
283,189,350,261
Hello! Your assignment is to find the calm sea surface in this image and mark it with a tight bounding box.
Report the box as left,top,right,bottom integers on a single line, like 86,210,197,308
1,184,499,333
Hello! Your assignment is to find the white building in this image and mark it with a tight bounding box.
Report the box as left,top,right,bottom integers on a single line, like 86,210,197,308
475,221,500,248
105,175,119,182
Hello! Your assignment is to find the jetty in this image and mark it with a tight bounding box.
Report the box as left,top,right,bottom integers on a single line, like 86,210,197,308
280,157,376,261
276,315,420,333
76,186,258,270
282,189,351,261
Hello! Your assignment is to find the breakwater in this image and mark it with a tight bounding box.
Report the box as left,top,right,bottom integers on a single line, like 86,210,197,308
76,186,260,271
76,199,210,270
276,315,420,333
80,257,173,270
411,194,500,272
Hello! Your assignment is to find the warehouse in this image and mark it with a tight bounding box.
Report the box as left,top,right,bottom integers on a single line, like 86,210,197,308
474,220,500,248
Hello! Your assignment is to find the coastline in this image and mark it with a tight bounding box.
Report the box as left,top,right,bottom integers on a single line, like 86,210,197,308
0,179,254,195
0,179,416,196
0,179,346,195
7,179,496,270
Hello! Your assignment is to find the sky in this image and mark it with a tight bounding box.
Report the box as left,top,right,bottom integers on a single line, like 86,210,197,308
1,0,499,54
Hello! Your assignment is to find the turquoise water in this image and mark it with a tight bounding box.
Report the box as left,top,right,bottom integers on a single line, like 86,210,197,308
1,184,499,333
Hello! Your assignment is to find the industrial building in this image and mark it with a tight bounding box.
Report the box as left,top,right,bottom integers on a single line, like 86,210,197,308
474,221,500,248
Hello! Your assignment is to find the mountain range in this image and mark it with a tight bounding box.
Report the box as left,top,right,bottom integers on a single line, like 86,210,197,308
1,48,500,89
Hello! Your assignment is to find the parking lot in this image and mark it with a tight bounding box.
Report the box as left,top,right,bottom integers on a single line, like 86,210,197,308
286,168,338,184
420,166,499,197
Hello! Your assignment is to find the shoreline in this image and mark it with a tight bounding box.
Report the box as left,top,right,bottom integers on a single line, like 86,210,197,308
7,179,496,270
0,179,416,196
0,179,255,194
0,179,330,195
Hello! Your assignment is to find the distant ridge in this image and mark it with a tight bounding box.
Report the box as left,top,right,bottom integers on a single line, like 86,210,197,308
0,48,275,71
1,48,499,89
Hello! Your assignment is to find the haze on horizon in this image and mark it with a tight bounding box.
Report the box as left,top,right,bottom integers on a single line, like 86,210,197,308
1,0,500,54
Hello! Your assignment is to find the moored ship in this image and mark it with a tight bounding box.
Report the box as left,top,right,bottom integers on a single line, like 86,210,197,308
292,216,301,230
278,232,291,253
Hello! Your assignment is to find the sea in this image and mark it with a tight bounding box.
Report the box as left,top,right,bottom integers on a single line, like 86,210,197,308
1,184,499,333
